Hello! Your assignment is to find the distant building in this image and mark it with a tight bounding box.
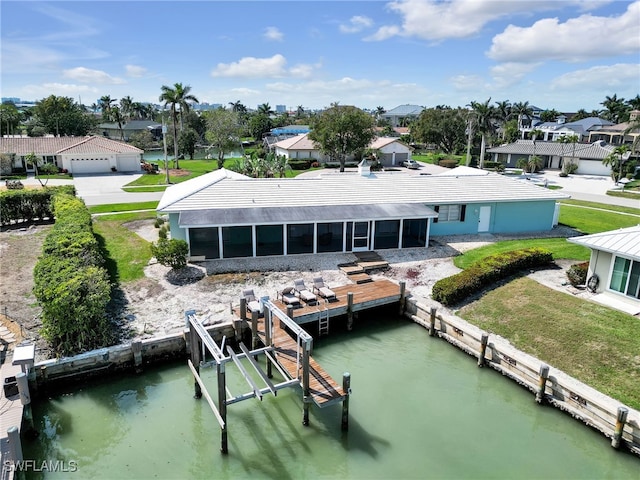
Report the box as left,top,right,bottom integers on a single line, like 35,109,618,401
381,105,424,127
275,105,287,114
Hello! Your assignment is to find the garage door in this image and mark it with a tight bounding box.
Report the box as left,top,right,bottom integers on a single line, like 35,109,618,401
577,159,611,176
117,155,142,172
70,158,111,174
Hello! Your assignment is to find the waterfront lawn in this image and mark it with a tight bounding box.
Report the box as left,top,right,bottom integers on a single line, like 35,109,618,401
454,200,640,269
93,211,155,282
458,277,640,410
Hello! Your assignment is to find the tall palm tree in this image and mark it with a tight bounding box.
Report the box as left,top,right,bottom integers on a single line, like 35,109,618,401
98,95,116,118
511,101,533,138
530,128,544,163
468,98,497,169
626,94,640,111
572,109,589,121
494,100,511,140
601,94,626,123
228,101,247,114
120,96,134,120
159,83,199,169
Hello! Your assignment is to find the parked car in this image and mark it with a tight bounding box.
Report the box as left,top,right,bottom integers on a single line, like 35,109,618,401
402,159,419,169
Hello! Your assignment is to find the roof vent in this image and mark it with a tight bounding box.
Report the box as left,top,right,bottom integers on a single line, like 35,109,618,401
358,159,371,177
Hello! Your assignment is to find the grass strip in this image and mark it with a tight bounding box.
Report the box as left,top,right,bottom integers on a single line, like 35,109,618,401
458,277,640,410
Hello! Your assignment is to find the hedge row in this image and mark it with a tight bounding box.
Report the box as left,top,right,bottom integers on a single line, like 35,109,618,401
0,185,76,226
33,193,113,355
432,248,554,306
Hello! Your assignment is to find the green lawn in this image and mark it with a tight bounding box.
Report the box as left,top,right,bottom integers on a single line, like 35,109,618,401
93,211,156,282
458,277,640,410
89,201,159,214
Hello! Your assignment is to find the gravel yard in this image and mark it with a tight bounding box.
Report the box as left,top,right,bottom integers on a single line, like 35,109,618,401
0,220,585,361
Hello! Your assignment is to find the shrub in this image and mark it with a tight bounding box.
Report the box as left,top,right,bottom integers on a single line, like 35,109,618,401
5,180,24,190
566,261,589,287
33,192,113,355
288,160,311,170
154,217,165,228
432,248,554,306
158,225,168,239
151,238,189,270
438,158,459,169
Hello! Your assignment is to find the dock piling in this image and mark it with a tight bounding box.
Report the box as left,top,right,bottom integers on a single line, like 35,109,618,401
251,310,259,352
341,372,351,431
536,364,550,404
132,340,143,373
217,362,228,454
611,406,629,449
187,315,203,399
347,292,354,331
16,372,35,435
477,334,489,367
429,307,436,336
7,426,23,467
399,281,406,315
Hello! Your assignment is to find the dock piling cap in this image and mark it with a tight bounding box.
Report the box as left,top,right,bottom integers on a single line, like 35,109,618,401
12,344,35,371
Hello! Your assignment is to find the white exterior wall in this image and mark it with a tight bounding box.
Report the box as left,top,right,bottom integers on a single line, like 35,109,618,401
577,159,612,176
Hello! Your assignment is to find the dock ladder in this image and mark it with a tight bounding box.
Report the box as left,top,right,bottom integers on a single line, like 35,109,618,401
318,303,330,336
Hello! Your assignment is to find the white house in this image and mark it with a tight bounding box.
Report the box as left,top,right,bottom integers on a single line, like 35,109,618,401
0,135,143,174
567,226,640,316
272,134,412,167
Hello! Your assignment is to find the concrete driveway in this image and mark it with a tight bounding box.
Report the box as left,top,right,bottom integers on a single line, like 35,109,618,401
71,173,165,206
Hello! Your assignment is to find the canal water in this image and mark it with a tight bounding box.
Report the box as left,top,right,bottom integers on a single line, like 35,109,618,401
24,315,639,479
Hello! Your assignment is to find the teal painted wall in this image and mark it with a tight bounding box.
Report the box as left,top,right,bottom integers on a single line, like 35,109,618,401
168,213,187,241
430,201,556,236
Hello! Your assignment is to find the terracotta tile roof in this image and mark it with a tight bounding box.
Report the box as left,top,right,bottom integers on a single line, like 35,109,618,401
0,135,143,155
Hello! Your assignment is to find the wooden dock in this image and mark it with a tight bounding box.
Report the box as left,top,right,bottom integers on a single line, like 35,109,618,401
0,363,24,480
269,278,402,325
253,313,346,408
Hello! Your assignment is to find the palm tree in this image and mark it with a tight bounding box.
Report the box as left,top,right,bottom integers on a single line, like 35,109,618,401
229,101,246,113
159,83,199,169
572,109,589,121
295,105,305,120
603,145,629,183
530,128,544,165
511,101,533,138
600,94,626,123
98,95,116,118
109,106,125,141
622,115,640,154
626,94,640,111
468,98,497,169
257,103,275,116
120,96,134,120
494,100,511,140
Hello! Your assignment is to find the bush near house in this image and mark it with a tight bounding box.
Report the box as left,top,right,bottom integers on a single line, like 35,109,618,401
432,248,553,306
566,261,589,287
151,238,189,270
33,193,113,355
438,158,459,168
0,185,75,226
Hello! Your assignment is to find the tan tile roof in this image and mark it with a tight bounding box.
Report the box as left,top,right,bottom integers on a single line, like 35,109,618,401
0,135,142,155
273,134,316,150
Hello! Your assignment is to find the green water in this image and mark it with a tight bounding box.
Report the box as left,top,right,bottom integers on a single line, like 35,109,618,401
25,317,639,479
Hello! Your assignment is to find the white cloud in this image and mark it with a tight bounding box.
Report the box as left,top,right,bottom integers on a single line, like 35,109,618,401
450,74,485,91
490,62,540,88
22,83,99,97
125,65,147,78
340,16,374,34
369,0,561,42
211,54,317,79
230,87,261,96
488,1,640,62
62,67,125,84
551,63,640,89
264,27,284,42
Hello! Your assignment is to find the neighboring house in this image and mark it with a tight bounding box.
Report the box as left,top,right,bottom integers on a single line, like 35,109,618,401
272,134,412,167
487,139,629,175
98,120,163,141
368,137,412,167
0,135,143,174
522,117,614,142
588,110,640,147
157,168,568,262
381,104,424,127
567,226,640,316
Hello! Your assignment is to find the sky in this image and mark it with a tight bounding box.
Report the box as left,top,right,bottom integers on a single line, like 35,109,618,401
1,0,639,113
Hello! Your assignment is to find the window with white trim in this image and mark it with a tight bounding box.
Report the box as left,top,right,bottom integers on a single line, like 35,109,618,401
434,205,466,223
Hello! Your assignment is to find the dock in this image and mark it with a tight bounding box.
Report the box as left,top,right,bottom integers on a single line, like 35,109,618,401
269,278,402,326
0,363,24,480
252,309,345,408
